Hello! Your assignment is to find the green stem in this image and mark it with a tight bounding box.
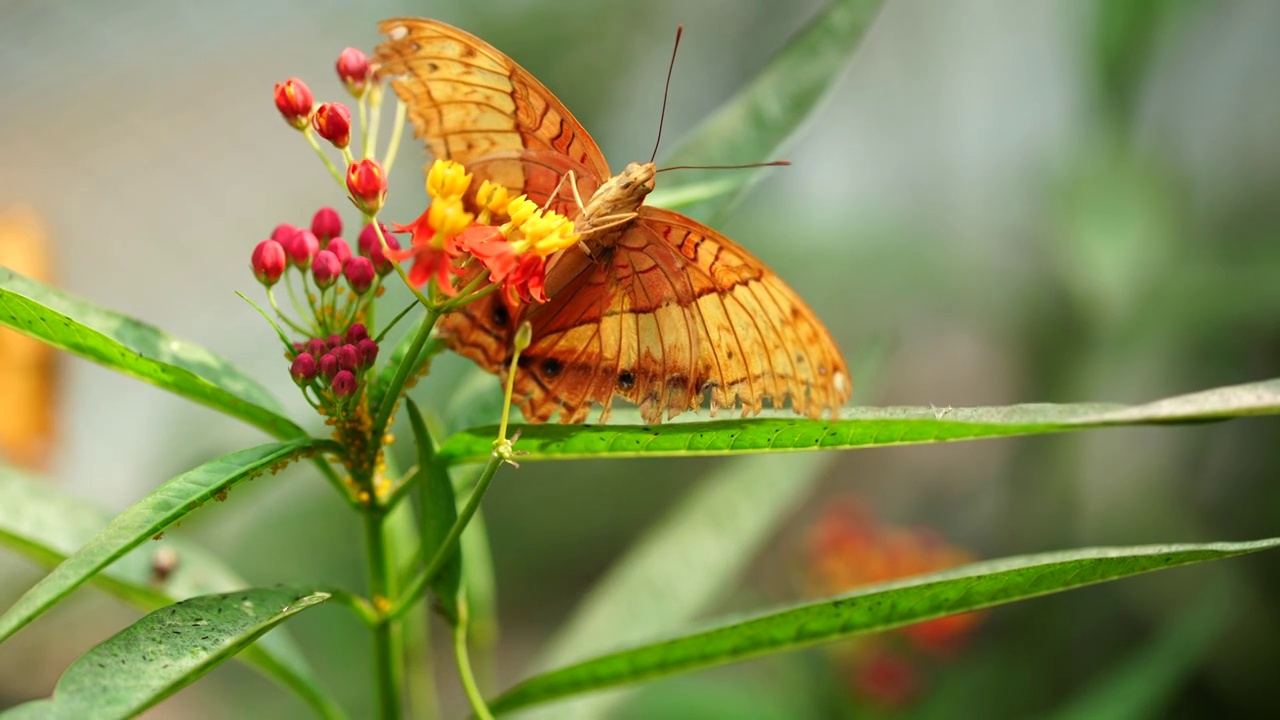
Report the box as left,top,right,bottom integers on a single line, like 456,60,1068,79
454,600,495,720
375,301,418,344
387,453,502,622
366,84,385,163
383,99,408,174
303,127,347,187
371,306,440,445
358,92,370,160
363,510,401,719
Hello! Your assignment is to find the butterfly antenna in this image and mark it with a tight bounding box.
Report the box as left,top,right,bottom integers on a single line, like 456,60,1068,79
649,25,684,164
656,159,792,173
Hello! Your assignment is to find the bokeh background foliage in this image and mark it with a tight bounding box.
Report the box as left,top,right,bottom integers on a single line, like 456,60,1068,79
1,0,1279,717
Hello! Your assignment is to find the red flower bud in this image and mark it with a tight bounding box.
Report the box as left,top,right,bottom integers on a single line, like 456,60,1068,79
345,159,386,215
332,369,358,398
305,338,327,357
286,229,320,269
290,353,318,385
327,334,344,349
344,256,376,294
312,102,352,149
273,78,313,130
346,323,369,343
271,223,299,244
250,239,287,286
369,235,400,276
311,207,342,244
319,353,339,381
357,338,379,368
336,47,372,98
327,237,353,267
312,250,342,289
336,343,361,372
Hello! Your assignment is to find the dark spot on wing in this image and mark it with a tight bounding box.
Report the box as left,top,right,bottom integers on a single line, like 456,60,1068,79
618,370,635,390
541,358,563,378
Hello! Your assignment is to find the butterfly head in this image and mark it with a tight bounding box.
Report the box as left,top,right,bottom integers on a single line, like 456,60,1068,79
581,162,656,234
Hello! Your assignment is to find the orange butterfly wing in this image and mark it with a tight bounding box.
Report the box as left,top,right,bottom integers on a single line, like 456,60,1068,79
374,17,611,204
375,18,851,423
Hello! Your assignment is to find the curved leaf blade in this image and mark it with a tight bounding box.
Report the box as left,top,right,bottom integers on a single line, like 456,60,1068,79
437,378,1280,465
0,438,332,644
0,463,342,719
490,538,1280,714
0,587,330,720
0,268,303,439
661,0,887,219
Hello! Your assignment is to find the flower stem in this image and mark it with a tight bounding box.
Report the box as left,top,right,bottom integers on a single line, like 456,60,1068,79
303,127,347,187
387,453,502,622
371,305,440,447
366,84,384,163
363,509,401,720
454,600,495,720
383,99,407,174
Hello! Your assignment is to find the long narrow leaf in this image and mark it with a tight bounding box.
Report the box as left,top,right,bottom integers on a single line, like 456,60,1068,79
0,463,340,718
0,438,333,644
437,378,1280,465
490,539,1280,714
0,268,302,439
0,587,331,720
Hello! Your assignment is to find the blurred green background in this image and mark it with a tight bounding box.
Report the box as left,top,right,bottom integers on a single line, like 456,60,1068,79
2,0,1279,717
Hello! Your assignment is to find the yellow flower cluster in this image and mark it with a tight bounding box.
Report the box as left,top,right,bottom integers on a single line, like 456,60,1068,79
422,159,579,257
501,195,580,258
424,160,474,244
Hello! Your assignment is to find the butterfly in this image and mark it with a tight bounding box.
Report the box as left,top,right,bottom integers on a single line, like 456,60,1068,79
374,18,851,424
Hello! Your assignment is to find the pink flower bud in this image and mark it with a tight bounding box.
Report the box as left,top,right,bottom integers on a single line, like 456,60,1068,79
327,334,344,349
250,239,287,286
346,323,369,343
319,353,339,381
305,338,327,357
286,229,320,269
369,235,400,276
271,223,299,244
327,237,353,267
312,250,342,289
273,78,313,130
312,102,352,149
332,369,357,398
311,207,342,244
345,159,386,215
290,353,318,385
336,47,372,98
344,256,376,293
357,223,386,256
336,343,360,372
357,338,379,368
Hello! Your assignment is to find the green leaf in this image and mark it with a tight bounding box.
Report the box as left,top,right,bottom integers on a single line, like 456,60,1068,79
526,453,827,719
0,587,330,720
406,398,461,621
437,378,1280,465
660,0,886,219
0,268,302,439
490,538,1280,714
0,463,343,719
0,438,332,645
